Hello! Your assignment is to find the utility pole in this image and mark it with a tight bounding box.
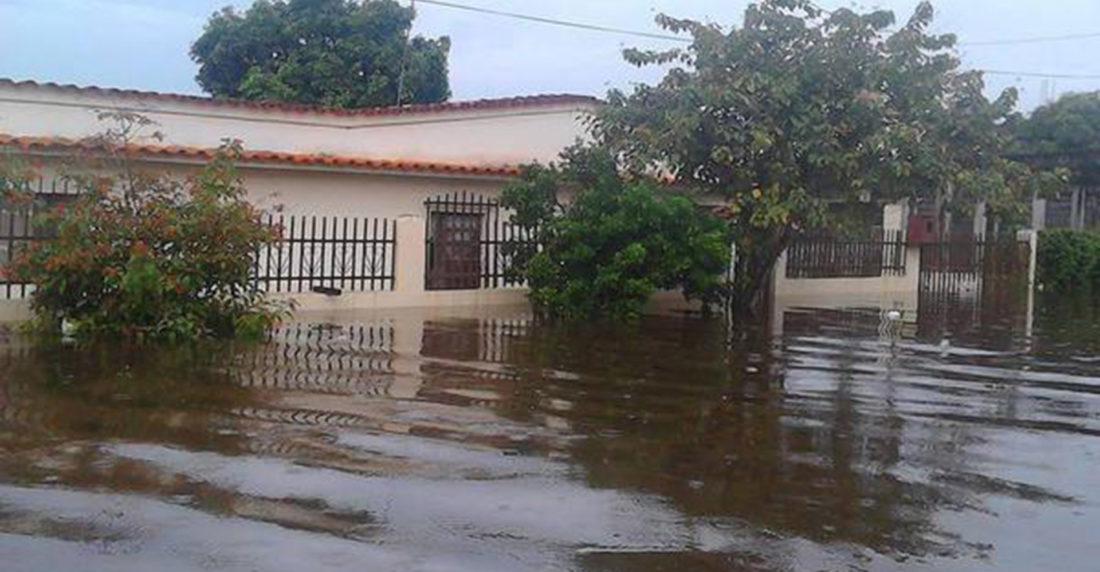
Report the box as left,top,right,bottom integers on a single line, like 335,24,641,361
396,0,415,106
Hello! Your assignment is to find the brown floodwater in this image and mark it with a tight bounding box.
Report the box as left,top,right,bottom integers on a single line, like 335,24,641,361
0,298,1098,571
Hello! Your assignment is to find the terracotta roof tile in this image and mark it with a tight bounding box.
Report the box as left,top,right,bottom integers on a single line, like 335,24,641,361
0,78,599,118
0,133,520,178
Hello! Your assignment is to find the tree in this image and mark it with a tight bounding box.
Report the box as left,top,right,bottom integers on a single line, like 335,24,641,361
593,0,1058,315
191,0,450,108
501,146,730,320
1014,91,1100,186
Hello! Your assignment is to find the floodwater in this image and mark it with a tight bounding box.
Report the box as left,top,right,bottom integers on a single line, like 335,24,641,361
0,299,1098,571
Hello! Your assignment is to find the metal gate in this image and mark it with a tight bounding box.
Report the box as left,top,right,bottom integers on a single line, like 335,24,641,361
424,192,499,291
426,211,482,290
917,237,1031,330
423,192,541,291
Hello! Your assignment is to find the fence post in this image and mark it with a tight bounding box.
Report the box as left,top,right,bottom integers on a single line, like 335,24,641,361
394,215,427,297
1019,229,1039,338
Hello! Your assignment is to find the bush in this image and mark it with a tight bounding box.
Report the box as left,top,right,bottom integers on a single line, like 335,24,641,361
502,146,731,321
1037,229,1100,295
3,142,291,341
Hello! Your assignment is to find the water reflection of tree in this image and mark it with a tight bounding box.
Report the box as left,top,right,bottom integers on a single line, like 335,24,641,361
467,314,994,563
1031,296,1100,365
0,335,387,543
0,341,254,456
2,311,1088,567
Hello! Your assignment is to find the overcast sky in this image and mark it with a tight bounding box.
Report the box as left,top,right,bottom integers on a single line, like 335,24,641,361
1,0,1098,112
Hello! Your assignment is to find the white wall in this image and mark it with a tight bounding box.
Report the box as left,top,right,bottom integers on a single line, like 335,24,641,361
0,83,594,165
239,167,508,219
771,246,922,306
17,158,510,220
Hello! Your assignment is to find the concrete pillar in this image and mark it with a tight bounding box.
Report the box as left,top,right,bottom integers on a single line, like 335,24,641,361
1032,195,1047,231
394,215,427,296
973,201,987,237
905,244,921,288
771,249,790,299
883,201,908,234
1018,229,1039,339
1071,187,1083,230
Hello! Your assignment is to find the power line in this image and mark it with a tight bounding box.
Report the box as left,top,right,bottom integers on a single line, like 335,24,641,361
983,70,1100,80
419,0,1100,49
413,1,1100,82
414,0,691,43
959,31,1100,47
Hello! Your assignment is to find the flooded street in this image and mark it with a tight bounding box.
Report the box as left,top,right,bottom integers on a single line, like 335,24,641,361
1,300,1098,571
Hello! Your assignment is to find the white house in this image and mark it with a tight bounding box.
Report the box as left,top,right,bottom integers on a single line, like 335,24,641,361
0,78,1015,322
0,78,599,316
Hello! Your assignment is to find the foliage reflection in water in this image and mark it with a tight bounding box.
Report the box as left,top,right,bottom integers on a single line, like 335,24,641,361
0,300,1098,571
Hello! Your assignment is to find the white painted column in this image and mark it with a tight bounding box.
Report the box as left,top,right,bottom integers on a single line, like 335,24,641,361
973,201,988,237
394,215,427,297
1071,187,1083,229
1032,193,1047,231
1018,229,1039,339
883,201,908,234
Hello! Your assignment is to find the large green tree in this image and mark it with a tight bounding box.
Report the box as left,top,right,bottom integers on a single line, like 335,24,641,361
1014,91,1100,186
191,0,450,108
593,0,1057,315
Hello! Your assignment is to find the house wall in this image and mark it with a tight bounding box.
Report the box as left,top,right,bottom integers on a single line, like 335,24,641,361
0,82,594,320
769,200,920,308
0,153,526,323
771,246,922,306
238,166,509,219
14,159,511,219
0,82,594,165
0,208,530,324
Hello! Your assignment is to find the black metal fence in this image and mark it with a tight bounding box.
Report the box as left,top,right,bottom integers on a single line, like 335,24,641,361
0,178,85,299
254,214,397,294
424,192,537,291
0,210,397,300
0,209,38,299
785,230,907,279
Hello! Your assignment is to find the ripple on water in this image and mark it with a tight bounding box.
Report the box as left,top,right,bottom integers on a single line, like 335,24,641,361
0,304,1098,571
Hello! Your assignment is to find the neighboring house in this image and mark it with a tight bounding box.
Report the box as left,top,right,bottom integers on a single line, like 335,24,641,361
1014,149,1100,232
0,78,598,314
1033,187,1100,231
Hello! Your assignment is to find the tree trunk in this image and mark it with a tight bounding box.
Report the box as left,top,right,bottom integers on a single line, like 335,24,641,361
729,228,792,322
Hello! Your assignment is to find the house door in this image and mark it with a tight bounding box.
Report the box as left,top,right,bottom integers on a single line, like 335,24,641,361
427,212,482,290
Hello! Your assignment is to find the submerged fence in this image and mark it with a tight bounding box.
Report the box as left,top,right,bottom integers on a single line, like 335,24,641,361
785,230,907,279
0,179,83,299
0,209,38,299
918,237,1030,298
254,214,397,294
0,211,398,300
916,236,1032,333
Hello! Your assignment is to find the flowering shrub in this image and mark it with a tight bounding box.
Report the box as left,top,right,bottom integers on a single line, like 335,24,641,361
3,142,290,340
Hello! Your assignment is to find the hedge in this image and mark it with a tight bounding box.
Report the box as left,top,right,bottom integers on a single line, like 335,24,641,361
1037,229,1100,294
